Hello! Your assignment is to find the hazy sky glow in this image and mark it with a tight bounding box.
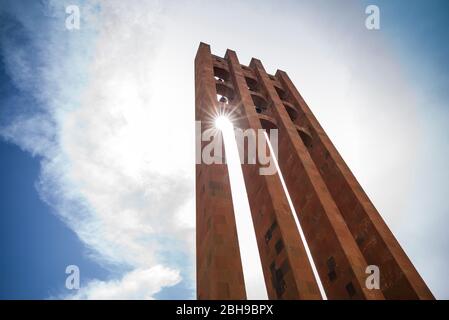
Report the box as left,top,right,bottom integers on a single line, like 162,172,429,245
0,0,448,299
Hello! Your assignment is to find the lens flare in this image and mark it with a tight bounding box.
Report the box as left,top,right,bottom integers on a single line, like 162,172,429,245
215,115,233,132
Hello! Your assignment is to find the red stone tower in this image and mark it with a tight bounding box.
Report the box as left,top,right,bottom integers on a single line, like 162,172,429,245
195,43,434,300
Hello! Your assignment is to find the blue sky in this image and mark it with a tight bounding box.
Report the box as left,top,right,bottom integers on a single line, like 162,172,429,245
0,141,110,299
0,0,109,298
1,0,448,299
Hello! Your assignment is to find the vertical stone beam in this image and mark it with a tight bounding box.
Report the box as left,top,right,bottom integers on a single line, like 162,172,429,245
251,58,384,300
225,49,321,300
276,70,434,300
195,43,246,299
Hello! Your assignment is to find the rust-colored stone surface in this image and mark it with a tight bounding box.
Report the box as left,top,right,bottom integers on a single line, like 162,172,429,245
195,42,434,300
195,43,246,300
224,49,321,300
275,70,434,300
250,58,383,300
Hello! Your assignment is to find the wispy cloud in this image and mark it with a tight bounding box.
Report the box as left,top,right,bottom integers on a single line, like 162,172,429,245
0,0,194,299
68,266,181,300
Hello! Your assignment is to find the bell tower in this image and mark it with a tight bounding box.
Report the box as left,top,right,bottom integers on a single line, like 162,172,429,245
195,42,434,300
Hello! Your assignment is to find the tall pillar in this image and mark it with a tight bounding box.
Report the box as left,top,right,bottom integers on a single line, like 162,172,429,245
195,43,246,299
224,49,321,299
251,58,384,300
275,70,434,299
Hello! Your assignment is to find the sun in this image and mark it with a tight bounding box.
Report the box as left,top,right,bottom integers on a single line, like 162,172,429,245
214,115,233,132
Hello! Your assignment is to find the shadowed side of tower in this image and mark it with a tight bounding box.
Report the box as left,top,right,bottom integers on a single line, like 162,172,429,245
274,70,434,300
247,58,382,299
252,59,433,300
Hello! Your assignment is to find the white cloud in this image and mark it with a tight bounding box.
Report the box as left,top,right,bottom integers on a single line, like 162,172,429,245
53,0,195,293
1,0,194,299
69,266,181,300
